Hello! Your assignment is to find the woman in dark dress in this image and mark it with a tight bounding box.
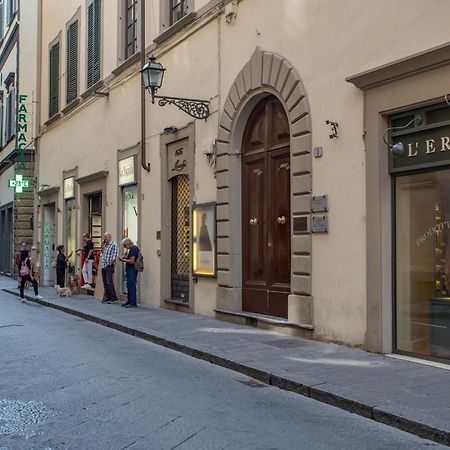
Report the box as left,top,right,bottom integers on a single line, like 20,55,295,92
55,245,72,288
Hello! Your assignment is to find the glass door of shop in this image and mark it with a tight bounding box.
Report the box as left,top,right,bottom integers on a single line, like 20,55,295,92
395,169,450,361
121,185,138,294
66,199,77,277
88,193,102,285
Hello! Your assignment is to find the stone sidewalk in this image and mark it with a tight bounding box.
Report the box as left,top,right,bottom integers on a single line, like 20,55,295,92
1,275,449,446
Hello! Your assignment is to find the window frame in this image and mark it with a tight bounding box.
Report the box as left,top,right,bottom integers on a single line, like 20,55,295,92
66,12,80,105
86,0,102,90
159,0,194,35
4,72,15,144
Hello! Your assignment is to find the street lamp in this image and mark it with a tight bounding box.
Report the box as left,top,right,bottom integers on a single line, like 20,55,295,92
141,56,210,121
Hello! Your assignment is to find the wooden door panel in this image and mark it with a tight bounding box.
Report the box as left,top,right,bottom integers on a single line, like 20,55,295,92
268,147,291,290
242,155,267,288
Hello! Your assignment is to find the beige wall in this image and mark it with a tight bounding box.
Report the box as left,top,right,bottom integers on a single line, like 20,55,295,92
38,0,450,347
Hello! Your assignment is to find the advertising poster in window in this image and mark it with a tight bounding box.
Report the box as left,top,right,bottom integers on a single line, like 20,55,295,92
192,203,216,277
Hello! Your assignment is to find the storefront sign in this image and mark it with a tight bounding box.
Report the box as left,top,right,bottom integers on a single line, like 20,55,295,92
168,140,189,180
63,176,75,199
192,203,216,277
390,124,450,173
118,156,136,186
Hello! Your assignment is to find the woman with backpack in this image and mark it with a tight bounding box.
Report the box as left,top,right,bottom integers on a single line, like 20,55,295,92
19,253,43,303
119,238,141,308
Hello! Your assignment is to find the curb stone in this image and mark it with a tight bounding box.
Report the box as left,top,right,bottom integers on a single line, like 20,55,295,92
3,288,450,447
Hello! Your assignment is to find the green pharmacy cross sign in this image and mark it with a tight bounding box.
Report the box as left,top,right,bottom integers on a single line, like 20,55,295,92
9,174,29,193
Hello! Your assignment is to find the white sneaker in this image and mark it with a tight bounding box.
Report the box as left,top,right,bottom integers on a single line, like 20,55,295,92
21,298,26,303
35,294,44,299
84,284,92,288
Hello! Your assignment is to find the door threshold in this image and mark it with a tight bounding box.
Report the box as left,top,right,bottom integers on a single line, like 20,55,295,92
386,353,450,371
164,298,190,307
214,308,314,330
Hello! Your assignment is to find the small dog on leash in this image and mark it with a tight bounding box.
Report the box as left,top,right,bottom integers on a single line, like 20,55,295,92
54,285,72,297
70,274,81,295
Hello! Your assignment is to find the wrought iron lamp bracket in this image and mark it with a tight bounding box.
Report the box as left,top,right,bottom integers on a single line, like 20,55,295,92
152,94,210,121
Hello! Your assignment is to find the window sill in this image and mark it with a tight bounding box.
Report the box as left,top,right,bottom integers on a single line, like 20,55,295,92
62,98,81,115
45,113,62,127
154,12,197,46
112,51,141,77
81,79,105,100
4,135,15,147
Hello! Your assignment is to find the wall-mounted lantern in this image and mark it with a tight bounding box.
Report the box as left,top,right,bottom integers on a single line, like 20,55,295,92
141,56,210,121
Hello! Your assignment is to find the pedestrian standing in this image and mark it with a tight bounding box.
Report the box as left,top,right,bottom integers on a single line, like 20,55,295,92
77,233,94,288
101,232,118,304
19,254,43,302
16,242,29,289
119,238,139,308
56,245,73,288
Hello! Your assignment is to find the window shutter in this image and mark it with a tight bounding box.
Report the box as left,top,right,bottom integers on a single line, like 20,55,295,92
10,87,14,137
87,0,101,88
0,99,3,148
66,21,78,104
49,42,60,118
4,94,9,142
0,2,4,40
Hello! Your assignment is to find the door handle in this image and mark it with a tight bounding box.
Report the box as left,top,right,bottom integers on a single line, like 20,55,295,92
277,216,286,225
249,218,258,225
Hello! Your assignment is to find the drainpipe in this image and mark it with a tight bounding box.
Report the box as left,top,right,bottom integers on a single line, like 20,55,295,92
141,0,150,172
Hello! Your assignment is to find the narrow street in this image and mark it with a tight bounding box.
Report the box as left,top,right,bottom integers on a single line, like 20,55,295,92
0,292,444,450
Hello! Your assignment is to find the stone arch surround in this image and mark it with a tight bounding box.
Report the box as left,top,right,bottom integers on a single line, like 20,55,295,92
215,47,313,328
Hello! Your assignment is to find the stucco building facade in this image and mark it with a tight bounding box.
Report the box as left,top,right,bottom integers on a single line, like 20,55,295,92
0,0,39,277
35,0,450,363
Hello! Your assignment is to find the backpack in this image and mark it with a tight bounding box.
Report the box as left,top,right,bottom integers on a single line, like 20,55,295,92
135,251,144,272
19,259,30,277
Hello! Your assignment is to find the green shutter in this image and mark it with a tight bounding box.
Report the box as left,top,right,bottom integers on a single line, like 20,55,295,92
87,0,101,88
66,21,78,104
49,42,60,118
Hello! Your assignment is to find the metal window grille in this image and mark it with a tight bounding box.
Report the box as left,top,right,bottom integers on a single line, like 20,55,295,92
125,0,137,59
49,42,60,118
171,175,190,302
87,0,101,88
169,0,189,26
66,20,78,104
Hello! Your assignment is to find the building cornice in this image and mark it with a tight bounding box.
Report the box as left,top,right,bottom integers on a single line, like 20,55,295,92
347,41,450,90
75,170,109,185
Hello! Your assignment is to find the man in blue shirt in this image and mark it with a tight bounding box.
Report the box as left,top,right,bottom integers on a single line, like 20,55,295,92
101,232,118,304
119,238,140,308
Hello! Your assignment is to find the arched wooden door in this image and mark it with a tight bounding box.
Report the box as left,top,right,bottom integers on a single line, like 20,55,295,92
242,95,291,318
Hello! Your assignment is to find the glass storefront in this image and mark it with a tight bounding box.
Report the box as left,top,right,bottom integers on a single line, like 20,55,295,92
395,170,450,360
393,104,450,362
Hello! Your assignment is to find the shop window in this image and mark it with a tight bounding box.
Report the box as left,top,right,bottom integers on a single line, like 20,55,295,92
171,174,190,302
395,170,450,361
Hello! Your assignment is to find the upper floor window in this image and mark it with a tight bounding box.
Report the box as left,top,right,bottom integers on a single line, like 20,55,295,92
0,90,4,148
66,20,79,104
6,0,16,25
169,0,189,26
87,0,101,88
0,1,4,40
49,41,60,118
4,72,15,143
125,0,137,59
